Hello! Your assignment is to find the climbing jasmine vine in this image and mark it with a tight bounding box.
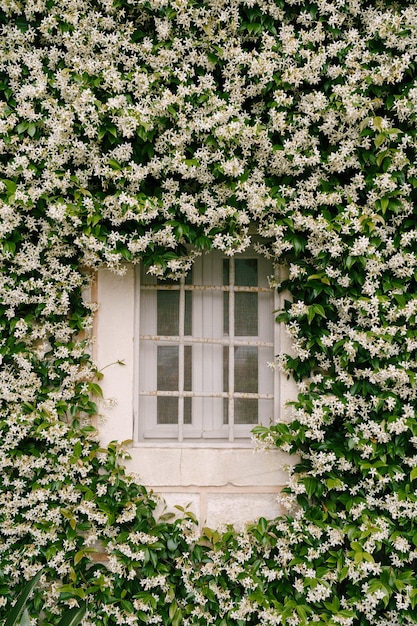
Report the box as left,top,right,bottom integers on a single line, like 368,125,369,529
0,0,417,624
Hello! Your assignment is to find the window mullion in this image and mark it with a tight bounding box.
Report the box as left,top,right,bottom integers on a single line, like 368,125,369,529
178,277,185,442
228,259,235,443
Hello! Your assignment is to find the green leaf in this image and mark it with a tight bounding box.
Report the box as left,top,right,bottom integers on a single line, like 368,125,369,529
72,441,82,459
345,255,355,269
167,538,178,552
18,609,31,626
2,179,17,197
106,125,118,138
16,121,28,134
308,274,331,285
324,596,340,612
306,304,325,324
307,307,316,324
88,382,103,398
58,585,86,599
379,197,390,214
5,570,42,626
244,22,263,34
374,133,386,148
169,601,178,620
74,550,88,565
3,241,16,255
373,116,383,131
326,478,344,490
27,123,37,137
172,609,182,626
57,602,87,626
302,476,323,498
313,304,326,318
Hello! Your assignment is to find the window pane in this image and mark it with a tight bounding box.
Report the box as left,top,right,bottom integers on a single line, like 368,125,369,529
157,289,192,336
223,346,228,393
223,259,230,285
158,346,178,390
223,399,258,425
223,346,259,425
156,397,192,425
156,346,192,425
224,259,259,336
157,397,178,424
235,258,257,286
235,346,258,392
185,270,193,335
236,259,258,335
235,292,257,336
184,398,192,425
234,399,258,424
184,346,192,391
223,260,229,335
185,292,192,336
157,291,179,335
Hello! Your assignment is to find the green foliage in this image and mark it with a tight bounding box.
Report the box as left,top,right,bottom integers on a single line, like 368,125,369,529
4,571,43,626
3,572,86,626
0,0,417,624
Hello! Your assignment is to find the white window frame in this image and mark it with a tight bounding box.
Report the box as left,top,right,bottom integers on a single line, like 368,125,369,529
134,249,280,445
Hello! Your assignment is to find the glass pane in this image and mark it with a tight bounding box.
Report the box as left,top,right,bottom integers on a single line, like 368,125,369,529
234,399,258,424
235,292,257,336
223,347,259,424
157,346,192,425
158,346,178,390
184,346,192,391
235,258,257,286
223,346,229,393
185,269,193,286
157,291,179,335
223,292,229,336
235,346,258,392
156,397,192,425
157,397,178,424
184,398,192,425
184,268,193,336
157,289,192,336
185,292,192,336
223,260,229,335
223,398,258,425
224,259,259,336
223,259,230,285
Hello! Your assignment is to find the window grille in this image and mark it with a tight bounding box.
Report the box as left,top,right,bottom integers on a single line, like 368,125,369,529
136,250,278,442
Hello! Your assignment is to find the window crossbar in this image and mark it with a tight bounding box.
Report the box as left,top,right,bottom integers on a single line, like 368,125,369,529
140,284,271,293
139,390,273,399
139,334,273,347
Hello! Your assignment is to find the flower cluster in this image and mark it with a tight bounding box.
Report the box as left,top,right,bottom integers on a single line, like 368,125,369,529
1,0,417,623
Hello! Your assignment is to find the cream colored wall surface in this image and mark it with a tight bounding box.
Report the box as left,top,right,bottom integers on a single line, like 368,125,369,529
94,266,298,527
129,447,288,486
94,266,136,444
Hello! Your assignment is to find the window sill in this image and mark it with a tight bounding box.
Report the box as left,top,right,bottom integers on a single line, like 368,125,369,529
133,440,257,449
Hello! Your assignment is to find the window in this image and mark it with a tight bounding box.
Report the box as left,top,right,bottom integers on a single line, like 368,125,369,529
136,250,278,442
